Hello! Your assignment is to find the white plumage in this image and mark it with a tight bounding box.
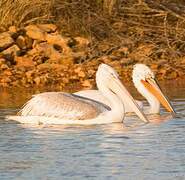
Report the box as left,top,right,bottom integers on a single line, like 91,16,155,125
19,92,109,119
76,64,175,115
7,64,148,125
74,90,143,113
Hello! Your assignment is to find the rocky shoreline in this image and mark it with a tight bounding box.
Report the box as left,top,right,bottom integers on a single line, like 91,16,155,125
0,24,185,89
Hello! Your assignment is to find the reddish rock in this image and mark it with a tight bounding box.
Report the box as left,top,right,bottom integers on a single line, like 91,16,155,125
36,63,52,71
87,69,95,77
21,77,27,85
37,63,66,71
0,32,14,50
8,26,17,33
177,70,184,76
0,58,6,65
46,34,72,54
16,35,26,49
25,70,34,79
0,82,8,87
180,57,185,64
34,77,41,85
1,77,11,83
74,67,81,73
101,56,112,64
15,56,34,67
30,42,72,64
1,64,9,70
11,80,20,86
3,70,12,76
82,80,92,87
150,64,159,70
62,77,69,84
40,43,62,61
37,24,57,33
2,44,20,56
25,25,46,41
51,55,74,65
78,71,86,78
0,27,6,32
24,36,33,49
150,64,159,74
109,60,120,66
32,40,40,49
0,23,184,88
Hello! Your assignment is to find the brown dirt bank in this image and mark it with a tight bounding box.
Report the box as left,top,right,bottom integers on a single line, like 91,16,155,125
0,24,185,89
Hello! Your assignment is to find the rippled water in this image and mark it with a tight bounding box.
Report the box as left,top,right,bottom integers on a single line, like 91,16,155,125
0,82,185,179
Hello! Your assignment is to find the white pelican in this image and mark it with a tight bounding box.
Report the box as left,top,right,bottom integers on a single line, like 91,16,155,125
7,64,148,125
75,64,175,115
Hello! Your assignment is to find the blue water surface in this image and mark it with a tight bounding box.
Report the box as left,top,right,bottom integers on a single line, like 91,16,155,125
0,84,184,180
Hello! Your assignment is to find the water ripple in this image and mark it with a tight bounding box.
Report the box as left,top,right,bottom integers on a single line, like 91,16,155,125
0,98,185,180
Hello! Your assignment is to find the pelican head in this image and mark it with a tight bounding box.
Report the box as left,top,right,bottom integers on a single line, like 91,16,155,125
132,64,155,82
132,64,175,115
96,64,119,84
96,63,148,122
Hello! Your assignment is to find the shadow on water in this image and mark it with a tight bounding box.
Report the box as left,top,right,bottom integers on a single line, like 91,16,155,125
0,80,185,179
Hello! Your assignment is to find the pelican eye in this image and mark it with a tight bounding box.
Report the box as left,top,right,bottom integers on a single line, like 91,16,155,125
145,76,154,83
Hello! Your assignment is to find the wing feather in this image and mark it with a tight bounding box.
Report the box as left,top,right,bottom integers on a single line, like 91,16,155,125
18,92,108,120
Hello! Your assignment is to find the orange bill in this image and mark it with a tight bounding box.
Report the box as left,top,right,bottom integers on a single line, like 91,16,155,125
141,78,176,116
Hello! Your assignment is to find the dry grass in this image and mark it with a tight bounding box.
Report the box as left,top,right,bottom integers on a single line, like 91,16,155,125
0,0,185,59
0,0,53,28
